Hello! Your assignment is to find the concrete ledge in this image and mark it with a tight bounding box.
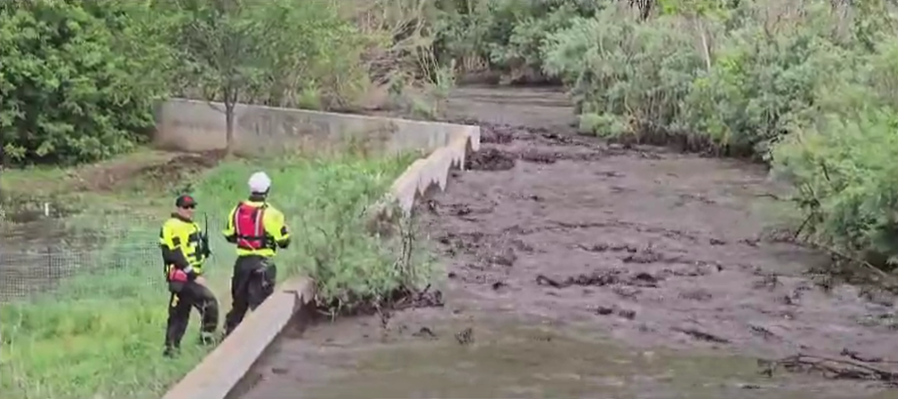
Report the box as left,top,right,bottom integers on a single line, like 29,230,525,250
154,98,480,156
159,102,480,399
374,127,480,217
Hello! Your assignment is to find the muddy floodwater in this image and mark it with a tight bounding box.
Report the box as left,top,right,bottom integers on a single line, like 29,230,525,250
237,87,898,398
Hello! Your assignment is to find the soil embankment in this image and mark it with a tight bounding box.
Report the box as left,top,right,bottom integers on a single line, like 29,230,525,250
237,86,898,399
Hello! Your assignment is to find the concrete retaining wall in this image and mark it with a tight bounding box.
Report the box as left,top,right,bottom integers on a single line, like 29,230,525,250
155,98,473,155
160,100,480,399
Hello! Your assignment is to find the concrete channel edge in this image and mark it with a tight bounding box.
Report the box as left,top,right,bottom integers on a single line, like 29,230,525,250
160,120,481,399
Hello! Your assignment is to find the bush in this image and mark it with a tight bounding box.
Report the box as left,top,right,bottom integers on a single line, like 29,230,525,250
543,9,702,142
678,2,854,158
772,107,898,263
262,0,371,110
434,0,600,81
0,0,171,165
770,35,898,267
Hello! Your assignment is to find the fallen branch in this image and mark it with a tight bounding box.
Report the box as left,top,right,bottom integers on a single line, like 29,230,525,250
535,271,620,288
671,327,730,344
760,353,898,386
792,213,812,241
841,348,898,365
827,247,892,281
784,233,898,292
535,270,660,289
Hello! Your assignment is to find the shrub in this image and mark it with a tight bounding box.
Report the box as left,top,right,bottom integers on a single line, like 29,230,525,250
543,8,702,141
0,0,172,165
678,2,855,158
434,0,600,81
770,35,898,269
257,0,371,110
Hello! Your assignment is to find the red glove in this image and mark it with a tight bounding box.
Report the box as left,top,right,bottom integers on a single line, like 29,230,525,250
169,269,189,282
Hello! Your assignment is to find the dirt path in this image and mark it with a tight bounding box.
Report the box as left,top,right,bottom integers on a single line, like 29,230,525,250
237,87,898,399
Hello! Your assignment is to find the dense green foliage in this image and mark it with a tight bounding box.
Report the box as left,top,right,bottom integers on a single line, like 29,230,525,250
0,1,171,164
434,0,601,82
434,0,898,272
0,0,375,165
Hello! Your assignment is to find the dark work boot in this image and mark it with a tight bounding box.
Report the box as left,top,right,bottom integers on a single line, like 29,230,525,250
163,345,180,358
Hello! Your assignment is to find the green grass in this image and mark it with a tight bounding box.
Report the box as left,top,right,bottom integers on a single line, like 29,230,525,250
0,151,425,399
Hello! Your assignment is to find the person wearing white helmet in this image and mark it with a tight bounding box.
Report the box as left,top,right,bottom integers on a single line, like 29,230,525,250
221,171,291,337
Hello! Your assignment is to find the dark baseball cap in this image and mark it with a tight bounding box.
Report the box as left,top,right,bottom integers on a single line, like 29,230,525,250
175,194,197,208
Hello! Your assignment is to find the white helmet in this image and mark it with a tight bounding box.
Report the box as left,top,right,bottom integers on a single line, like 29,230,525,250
248,171,272,194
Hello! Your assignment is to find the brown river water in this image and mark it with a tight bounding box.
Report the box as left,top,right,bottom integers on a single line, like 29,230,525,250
235,86,898,399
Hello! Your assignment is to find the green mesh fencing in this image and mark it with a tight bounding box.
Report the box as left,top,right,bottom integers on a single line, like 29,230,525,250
0,213,235,303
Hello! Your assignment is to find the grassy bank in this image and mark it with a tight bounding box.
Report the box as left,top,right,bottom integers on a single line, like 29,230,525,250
0,151,421,399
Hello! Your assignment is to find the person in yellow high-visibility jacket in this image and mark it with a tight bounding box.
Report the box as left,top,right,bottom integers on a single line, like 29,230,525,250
221,172,290,337
159,194,218,357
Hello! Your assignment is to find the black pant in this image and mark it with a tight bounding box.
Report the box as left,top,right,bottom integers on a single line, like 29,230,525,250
165,281,219,353
224,255,277,335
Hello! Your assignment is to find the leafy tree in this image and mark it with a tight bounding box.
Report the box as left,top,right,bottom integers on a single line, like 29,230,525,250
164,0,268,153
162,0,370,152
162,0,284,153
432,0,600,82
0,0,173,165
255,1,368,109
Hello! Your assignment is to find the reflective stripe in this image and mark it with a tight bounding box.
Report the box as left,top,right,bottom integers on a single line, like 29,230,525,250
232,206,241,241
183,266,194,274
